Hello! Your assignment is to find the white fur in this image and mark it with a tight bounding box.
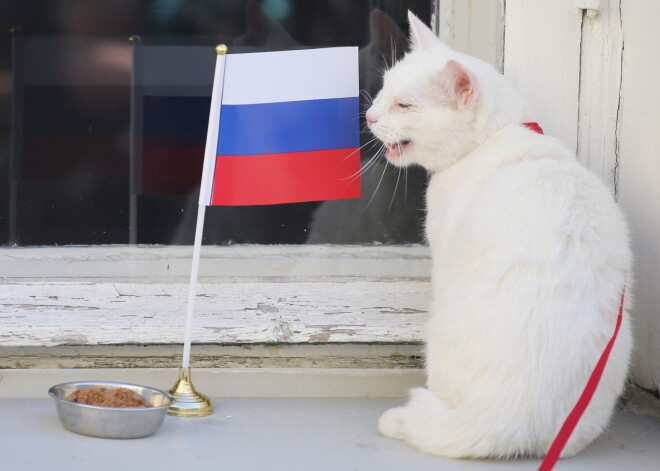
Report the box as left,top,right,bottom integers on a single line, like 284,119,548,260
368,12,633,459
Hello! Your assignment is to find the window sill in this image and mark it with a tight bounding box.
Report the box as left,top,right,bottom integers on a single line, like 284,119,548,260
1,245,429,368
1,367,658,471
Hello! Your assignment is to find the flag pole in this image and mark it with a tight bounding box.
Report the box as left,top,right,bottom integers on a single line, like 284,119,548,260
168,44,229,417
181,203,207,370
167,202,213,417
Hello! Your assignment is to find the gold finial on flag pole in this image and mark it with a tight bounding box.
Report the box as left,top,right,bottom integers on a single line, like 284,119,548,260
216,44,228,55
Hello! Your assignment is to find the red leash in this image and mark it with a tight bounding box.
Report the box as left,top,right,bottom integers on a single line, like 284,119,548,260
538,287,626,470
523,122,626,469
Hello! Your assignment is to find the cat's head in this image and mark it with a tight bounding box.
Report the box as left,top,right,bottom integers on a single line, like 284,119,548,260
366,12,527,173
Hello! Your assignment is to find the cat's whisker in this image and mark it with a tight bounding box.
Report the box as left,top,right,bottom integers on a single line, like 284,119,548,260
363,136,384,152
377,50,393,75
341,140,383,183
362,147,385,172
351,160,381,188
357,144,385,174
388,165,402,212
344,159,374,186
404,163,409,202
344,147,383,185
360,90,374,107
400,145,411,202
360,148,389,213
341,137,378,163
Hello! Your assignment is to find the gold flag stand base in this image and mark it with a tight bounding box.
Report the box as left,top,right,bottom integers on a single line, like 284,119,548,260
168,367,214,417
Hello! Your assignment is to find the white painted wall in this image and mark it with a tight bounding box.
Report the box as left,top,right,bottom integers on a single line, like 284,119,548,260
437,0,505,70
504,0,583,153
617,0,660,393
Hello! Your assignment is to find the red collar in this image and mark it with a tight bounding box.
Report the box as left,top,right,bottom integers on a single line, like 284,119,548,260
522,122,543,134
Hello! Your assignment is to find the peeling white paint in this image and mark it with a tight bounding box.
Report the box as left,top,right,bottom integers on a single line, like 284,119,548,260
0,246,430,349
0,280,429,347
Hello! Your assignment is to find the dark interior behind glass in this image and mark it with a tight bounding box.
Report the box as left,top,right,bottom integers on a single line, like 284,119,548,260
0,0,431,246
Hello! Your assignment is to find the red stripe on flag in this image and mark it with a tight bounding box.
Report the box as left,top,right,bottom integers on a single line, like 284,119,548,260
211,148,361,206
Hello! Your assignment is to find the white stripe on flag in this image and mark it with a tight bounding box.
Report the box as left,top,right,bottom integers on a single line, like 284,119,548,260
198,53,227,206
221,47,359,105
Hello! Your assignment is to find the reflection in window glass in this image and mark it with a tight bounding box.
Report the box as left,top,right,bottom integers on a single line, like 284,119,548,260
0,0,431,246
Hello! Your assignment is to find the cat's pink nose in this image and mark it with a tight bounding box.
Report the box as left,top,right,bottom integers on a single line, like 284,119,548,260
366,111,377,125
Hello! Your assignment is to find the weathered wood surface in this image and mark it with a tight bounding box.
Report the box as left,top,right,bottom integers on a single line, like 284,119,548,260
1,280,429,347
0,344,424,369
0,246,430,368
577,0,623,192
0,245,431,283
1,368,427,399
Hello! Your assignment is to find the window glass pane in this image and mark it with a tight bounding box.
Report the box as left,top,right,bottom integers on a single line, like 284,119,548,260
0,0,432,246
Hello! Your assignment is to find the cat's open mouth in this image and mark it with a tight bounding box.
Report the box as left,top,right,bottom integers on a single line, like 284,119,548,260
385,139,411,158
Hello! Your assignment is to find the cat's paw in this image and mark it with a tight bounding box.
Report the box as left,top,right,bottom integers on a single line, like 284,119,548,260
378,406,408,440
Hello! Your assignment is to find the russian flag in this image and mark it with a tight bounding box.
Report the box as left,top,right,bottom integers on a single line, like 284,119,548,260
199,47,361,206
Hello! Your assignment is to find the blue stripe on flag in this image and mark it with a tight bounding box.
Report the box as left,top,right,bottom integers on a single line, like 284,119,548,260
217,97,359,155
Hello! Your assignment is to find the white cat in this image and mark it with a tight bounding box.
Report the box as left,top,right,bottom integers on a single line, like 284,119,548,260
366,12,633,459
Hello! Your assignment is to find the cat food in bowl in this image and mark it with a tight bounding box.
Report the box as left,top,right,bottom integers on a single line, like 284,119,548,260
49,381,174,439
66,387,151,407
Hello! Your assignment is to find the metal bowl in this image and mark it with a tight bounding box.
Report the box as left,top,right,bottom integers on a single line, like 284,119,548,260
48,381,175,439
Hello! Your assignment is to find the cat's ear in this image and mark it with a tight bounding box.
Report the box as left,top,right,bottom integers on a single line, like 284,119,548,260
370,9,407,63
437,60,478,110
408,11,442,51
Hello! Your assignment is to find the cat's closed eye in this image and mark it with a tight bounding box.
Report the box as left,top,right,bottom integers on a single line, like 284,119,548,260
397,102,414,109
